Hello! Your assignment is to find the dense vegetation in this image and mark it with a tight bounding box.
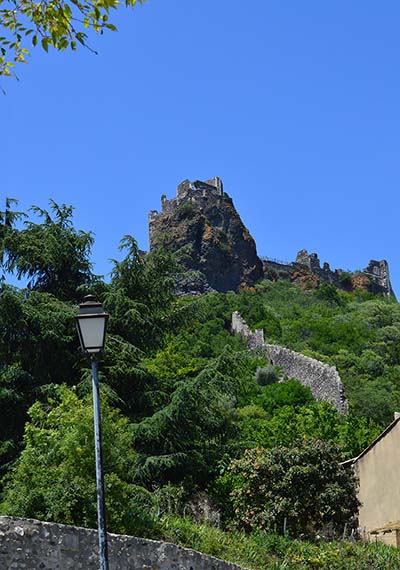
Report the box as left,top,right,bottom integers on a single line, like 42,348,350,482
1,200,399,567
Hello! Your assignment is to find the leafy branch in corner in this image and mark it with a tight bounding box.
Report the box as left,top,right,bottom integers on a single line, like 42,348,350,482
0,0,145,78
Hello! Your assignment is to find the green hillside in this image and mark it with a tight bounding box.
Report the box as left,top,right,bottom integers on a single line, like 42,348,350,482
1,201,400,568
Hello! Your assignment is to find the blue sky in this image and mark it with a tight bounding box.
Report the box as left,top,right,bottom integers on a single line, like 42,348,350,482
2,0,400,294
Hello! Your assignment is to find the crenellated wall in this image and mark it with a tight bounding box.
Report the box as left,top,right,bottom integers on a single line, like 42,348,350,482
231,311,347,413
0,517,245,570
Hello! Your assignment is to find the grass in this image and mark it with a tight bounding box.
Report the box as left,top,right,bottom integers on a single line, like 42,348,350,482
160,516,400,569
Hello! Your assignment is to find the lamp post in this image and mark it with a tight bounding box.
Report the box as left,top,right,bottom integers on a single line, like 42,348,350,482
76,295,110,570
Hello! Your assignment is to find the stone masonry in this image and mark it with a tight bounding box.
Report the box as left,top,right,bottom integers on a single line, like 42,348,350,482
231,311,347,413
263,250,395,298
0,517,246,570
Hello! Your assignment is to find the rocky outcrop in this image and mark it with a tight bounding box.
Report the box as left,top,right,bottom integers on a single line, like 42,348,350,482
149,178,395,298
0,517,245,570
231,311,348,413
263,250,395,298
149,178,263,293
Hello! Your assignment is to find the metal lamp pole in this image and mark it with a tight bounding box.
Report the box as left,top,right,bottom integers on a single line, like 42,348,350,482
76,296,110,570
91,356,109,570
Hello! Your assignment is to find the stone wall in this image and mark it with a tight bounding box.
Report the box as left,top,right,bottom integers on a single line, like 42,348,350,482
364,260,394,298
264,344,347,413
231,311,347,413
263,250,395,298
231,311,265,350
0,517,245,570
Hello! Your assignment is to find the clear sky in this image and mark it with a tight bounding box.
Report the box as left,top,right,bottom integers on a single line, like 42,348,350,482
2,1,400,295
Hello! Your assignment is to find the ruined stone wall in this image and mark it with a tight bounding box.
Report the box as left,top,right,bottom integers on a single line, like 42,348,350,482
263,250,395,298
231,312,347,413
231,311,265,350
0,517,245,570
364,260,394,297
176,178,224,203
149,178,227,252
264,344,347,413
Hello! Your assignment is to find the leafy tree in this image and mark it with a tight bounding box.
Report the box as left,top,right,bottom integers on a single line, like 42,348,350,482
314,283,342,305
338,272,353,290
142,336,202,384
132,347,254,487
234,400,380,459
0,363,32,467
1,200,96,300
0,386,159,537
221,440,359,538
0,0,144,77
0,286,79,465
347,377,398,426
105,235,179,352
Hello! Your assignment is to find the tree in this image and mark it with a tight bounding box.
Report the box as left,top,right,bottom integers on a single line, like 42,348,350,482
0,286,78,466
221,440,359,538
255,364,281,387
234,400,380,459
132,347,252,487
0,0,144,77
0,386,158,537
1,200,96,300
105,235,179,351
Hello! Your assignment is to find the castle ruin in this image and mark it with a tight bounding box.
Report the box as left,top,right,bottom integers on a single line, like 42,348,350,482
148,177,395,298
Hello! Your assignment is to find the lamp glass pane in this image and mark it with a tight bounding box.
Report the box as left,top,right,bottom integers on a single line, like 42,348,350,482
78,317,106,353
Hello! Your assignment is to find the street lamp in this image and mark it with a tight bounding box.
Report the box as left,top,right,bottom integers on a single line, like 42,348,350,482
76,295,110,570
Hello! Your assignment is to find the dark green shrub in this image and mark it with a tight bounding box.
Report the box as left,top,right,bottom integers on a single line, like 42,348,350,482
256,364,280,386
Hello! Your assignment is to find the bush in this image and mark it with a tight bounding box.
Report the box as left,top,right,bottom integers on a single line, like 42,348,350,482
315,284,342,305
176,201,195,220
221,440,359,538
339,272,353,290
0,387,160,538
259,381,314,414
256,364,280,386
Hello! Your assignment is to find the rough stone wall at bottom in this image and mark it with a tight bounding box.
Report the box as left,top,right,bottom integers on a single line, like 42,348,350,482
0,517,247,570
264,344,347,414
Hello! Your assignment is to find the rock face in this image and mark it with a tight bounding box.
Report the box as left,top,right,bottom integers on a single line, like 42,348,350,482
263,250,395,298
149,178,263,293
149,177,395,298
0,516,245,570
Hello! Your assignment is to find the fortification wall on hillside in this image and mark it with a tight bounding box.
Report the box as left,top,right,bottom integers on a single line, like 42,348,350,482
231,311,265,350
231,311,348,413
0,517,245,570
264,344,347,413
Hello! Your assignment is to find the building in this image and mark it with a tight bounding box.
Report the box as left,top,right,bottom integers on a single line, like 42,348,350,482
352,413,400,546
